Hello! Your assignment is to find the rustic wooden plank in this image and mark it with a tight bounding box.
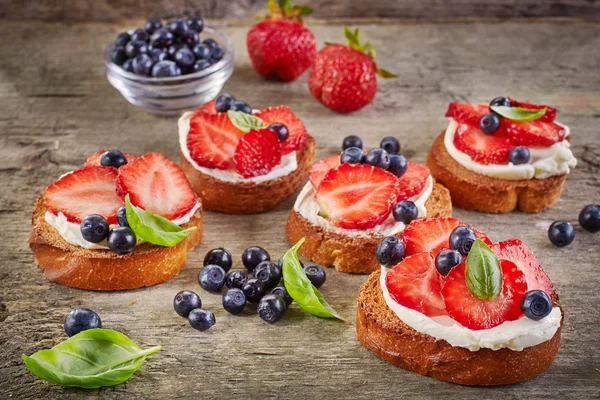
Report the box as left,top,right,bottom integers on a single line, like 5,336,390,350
0,19,599,399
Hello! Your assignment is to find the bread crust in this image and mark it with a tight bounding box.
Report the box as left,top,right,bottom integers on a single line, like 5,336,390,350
356,269,562,386
427,132,567,213
285,183,452,274
29,196,203,291
181,134,316,214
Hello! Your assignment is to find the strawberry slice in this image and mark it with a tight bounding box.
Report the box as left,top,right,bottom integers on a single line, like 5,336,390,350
396,163,430,200
453,123,513,164
43,166,122,224
505,120,565,147
233,129,282,178
196,99,217,115
492,239,553,296
441,259,527,330
187,112,245,169
385,252,447,316
308,155,341,190
315,163,398,230
116,152,197,220
256,106,307,154
84,150,139,168
508,98,556,122
445,102,489,126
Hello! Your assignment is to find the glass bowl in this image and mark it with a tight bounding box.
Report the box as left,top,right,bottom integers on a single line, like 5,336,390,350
104,27,234,116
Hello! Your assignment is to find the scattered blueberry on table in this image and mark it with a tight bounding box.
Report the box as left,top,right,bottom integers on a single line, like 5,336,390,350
64,308,102,337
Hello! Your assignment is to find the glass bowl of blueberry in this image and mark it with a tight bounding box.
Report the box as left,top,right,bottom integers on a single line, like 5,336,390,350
104,17,234,116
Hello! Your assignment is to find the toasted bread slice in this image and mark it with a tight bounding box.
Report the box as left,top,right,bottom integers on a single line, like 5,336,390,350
29,196,203,291
357,269,562,386
427,132,567,213
181,135,315,214
286,182,452,274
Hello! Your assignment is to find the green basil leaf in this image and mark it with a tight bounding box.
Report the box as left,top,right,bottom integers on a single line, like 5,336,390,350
22,328,161,388
490,105,547,121
282,238,344,320
227,110,266,133
125,194,196,247
465,239,502,300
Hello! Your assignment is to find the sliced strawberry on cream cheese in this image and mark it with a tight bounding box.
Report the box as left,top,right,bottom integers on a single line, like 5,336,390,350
453,123,513,164
256,106,307,154
505,119,566,147
445,102,489,126
234,128,282,178
308,155,341,190
396,163,430,200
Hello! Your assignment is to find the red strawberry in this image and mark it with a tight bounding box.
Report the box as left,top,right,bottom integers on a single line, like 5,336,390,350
116,153,197,220
196,99,217,115
43,166,122,224
492,239,553,296
233,129,282,178
308,155,341,190
505,120,566,147
508,98,556,122
385,252,447,316
441,259,527,330
84,150,139,168
315,163,398,229
453,123,513,164
396,163,430,200
255,106,307,154
186,112,245,169
445,103,490,126
309,28,395,114
246,1,316,81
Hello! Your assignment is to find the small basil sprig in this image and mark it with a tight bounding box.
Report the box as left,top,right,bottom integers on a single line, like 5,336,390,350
465,239,502,300
22,328,161,389
125,194,196,247
282,238,344,320
490,105,547,121
227,110,266,132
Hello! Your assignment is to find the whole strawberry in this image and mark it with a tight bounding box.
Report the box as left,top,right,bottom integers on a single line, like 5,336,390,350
247,0,316,81
309,28,396,113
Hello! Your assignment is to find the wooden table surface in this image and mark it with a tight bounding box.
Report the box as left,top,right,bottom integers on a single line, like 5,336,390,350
0,18,599,399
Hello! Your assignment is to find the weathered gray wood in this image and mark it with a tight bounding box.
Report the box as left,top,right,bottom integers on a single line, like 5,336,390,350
1,0,600,21
0,18,599,399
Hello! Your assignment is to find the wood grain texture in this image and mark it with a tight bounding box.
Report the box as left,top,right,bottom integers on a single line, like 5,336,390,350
0,19,599,399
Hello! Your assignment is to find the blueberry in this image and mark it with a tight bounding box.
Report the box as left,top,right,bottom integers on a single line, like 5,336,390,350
449,226,477,256
192,59,213,73
509,146,531,165
242,278,265,303
125,40,148,58
167,43,188,58
100,149,128,168
111,46,128,66
271,286,293,307
150,28,174,48
435,249,462,276
149,48,168,63
132,53,154,76
130,28,148,42
107,227,136,255
392,201,418,224
548,221,575,247
198,264,226,292
342,135,363,150
80,214,110,243
122,58,134,72
226,270,248,289
203,248,232,272
188,308,215,331
521,290,552,320
116,206,129,227
167,18,189,37
231,101,252,114
181,31,200,47
340,147,364,164
222,288,247,315
254,261,282,289
387,154,407,177
187,17,204,33
579,204,600,232
64,308,102,337
490,96,512,108
114,32,131,47
151,60,181,77
173,49,194,69
215,93,236,112
376,236,405,267
365,148,390,169
203,38,218,49
241,246,270,272
304,265,326,289
257,294,286,323
210,46,224,62
144,18,163,34
269,123,289,142
173,290,202,317
380,136,400,154
479,112,501,135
